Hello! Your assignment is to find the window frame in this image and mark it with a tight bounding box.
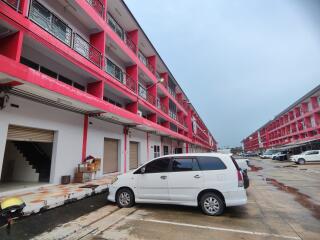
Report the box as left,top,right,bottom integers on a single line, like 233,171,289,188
170,157,200,172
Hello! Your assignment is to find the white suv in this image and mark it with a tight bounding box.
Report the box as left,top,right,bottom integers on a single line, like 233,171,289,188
107,153,247,216
290,150,320,164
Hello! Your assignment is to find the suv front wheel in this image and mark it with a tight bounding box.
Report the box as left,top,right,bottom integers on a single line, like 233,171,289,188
200,192,225,216
116,188,135,208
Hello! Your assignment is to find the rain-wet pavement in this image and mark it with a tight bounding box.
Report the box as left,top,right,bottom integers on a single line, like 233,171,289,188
2,158,320,240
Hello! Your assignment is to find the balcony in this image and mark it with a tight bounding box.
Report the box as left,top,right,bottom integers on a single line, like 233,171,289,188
146,92,156,106
105,58,137,93
73,33,102,67
160,102,168,114
86,0,104,18
107,13,136,53
29,0,72,46
1,0,22,12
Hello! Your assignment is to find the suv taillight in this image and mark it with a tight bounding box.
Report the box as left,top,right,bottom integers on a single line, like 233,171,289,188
237,170,244,188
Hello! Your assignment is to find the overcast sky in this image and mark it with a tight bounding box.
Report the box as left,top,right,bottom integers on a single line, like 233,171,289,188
125,0,320,147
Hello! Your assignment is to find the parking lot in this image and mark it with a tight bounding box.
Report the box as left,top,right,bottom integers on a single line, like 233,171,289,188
28,158,320,240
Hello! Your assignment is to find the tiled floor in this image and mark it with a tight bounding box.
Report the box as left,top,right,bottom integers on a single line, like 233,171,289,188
0,175,116,215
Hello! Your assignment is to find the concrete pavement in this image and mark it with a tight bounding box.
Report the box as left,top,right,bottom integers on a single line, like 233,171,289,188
28,158,320,240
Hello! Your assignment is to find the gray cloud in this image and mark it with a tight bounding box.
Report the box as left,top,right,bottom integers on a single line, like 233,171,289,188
125,0,320,147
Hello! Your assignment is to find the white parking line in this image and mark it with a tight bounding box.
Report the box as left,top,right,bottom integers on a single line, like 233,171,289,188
139,219,301,240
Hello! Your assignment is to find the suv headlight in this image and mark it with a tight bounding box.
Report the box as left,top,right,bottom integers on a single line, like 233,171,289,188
110,176,118,185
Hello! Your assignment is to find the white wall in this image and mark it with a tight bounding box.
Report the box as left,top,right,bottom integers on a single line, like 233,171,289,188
0,95,83,184
8,142,40,182
86,117,124,176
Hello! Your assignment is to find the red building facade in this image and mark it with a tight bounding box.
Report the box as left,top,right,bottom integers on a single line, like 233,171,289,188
0,0,216,185
243,85,320,152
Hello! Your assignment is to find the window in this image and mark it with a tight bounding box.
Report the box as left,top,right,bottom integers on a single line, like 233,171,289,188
144,158,170,173
171,158,200,172
170,123,178,132
107,14,124,40
169,99,177,120
40,66,57,79
106,59,123,82
138,51,147,66
197,157,226,170
154,145,160,158
58,75,73,86
20,57,39,70
138,83,147,99
163,146,169,155
168,77,176,97
29,0,72,46
73,82,85,91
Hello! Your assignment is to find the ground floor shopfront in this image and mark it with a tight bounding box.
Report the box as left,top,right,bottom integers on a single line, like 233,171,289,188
0,95,207,190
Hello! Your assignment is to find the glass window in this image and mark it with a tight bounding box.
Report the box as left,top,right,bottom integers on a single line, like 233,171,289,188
171,158,199,172
197,157,226,170
144,158,170,173
106,59,123,82
154,145,160,158
138,51,147,66
107,14,124,40
163,146,169,155
138,84,147,99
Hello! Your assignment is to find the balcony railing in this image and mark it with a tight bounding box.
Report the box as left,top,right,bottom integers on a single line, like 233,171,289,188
73,33,102,67
160,102,168,114
105,58,137,93
107,13,136,54
147,62,154,74
125,33,137,53
1,0,22,12
147,92,156,106
29,0,72,46
138,84,147,99
86,0,104,18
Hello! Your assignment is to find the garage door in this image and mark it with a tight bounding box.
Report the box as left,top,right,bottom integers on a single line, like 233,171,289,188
130,142,139,170
103,138,118,174
7,125,54,142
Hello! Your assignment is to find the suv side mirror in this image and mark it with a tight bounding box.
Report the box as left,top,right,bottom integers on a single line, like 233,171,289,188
141,167,146,174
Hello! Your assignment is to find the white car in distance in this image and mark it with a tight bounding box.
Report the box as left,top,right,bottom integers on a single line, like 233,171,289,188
290,150,320,164
107,153,247,216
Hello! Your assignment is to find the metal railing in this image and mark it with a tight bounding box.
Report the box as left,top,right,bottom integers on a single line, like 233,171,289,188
124,74,137,93
160,102,168,114
125,32,137,53
147,62,154,74
1,0,22,12
29,0,72,46
105,58,137,93
86,0,104,18
147,92,156,106
73,33,102,67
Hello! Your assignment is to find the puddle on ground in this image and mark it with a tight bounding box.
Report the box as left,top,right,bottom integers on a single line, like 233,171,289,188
248,165,263,172
265,178,320,220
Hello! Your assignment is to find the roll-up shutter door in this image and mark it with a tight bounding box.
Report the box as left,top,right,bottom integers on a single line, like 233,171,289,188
130,142,139,169
103,138,119,174
7,125,54,142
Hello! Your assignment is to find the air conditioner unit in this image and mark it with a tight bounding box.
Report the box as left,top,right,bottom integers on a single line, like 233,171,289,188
137,110,142,117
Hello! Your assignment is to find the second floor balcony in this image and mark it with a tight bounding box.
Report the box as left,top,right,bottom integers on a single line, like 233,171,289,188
86,0,105,18
105,58,137,93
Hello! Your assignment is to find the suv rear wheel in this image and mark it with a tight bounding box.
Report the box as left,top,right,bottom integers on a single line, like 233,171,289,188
200,192,225,216
116,188,134,208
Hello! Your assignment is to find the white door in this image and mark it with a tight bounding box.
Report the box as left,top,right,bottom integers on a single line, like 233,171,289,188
136,158,170,200
168,157,204,202
307,150,320,161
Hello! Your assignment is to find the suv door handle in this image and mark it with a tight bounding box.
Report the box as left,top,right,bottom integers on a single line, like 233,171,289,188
194,175,201,179
160,176,167,180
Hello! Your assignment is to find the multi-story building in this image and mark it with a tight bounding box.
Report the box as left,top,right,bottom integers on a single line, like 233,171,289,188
0,0,217,186
242,84,320,152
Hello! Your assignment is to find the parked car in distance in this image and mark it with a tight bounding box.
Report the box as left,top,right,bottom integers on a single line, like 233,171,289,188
290,150,320,164
107,153,247,216
272,151,288,161
260,149,280,159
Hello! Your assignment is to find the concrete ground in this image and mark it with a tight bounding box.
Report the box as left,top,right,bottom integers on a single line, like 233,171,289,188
2,158,320,240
